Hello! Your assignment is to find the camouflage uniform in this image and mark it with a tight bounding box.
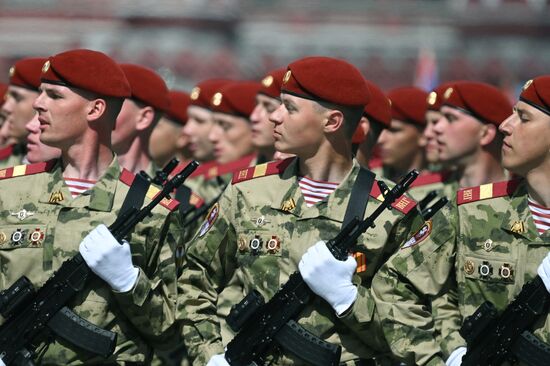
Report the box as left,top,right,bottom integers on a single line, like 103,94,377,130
372,179,550,366
180,157,420,365
0,157,183,364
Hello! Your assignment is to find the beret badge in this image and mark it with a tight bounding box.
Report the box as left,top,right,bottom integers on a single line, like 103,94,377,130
212,92,223,106
444,87,454,100
522,79,533,91
262,75,274,88
190,86,200,100
8,66,15,78
427,91,437,106
41,60,50,73
283,70,291,84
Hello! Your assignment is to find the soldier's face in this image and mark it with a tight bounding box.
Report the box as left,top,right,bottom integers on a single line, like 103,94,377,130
250,94,279,149
25,112,61,163
209,112,254,164
149,117,184,166
2,85,37,143
499,101,550,177
378,119,424,171
33,83,91,149
269,94,325,156
436,106,484,165
184,106,215,162
424,110,442,163
112,99,142,154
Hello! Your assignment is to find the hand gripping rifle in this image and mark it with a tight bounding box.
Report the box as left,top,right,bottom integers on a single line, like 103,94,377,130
459,275,550,366
224,170,419,366
0,161,199,366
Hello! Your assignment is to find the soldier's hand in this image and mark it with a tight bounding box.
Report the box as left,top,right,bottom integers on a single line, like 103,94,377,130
446,346,466,366
206,354,229,366
537,252,550,293
299,241,358,315
79,224,139,292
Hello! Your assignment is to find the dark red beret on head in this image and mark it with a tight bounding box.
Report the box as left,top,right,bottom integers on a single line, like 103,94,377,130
352,80,392,144
119,63,170,112
0,82,8,106
427,82,454,111
190,79,232,110
388,87,428,127
258,68,286,100
281,56,370,107
165,90,190,125
41,49,130,98
9,57,47,91
442,81,512,126
519,76,550,116
210,81,262,118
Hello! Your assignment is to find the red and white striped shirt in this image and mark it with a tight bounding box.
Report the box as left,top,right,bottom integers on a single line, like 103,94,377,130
298,176,339,207
528,198,550,235
64,177,96,198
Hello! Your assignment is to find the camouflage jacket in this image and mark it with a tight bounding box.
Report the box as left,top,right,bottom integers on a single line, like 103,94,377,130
0,157,184,364
372,179,550,366
180,157,420,365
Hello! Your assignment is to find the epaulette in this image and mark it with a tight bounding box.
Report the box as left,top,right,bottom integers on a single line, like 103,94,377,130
205,154,257,180
187,160,219,179
0,160,57,180
232,157,294,184
457,178,522,205
410,171,447,188
119,169,179,212
0,144,14,160
369,180,417,214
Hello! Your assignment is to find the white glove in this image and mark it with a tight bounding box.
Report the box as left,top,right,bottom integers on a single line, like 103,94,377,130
79,224,139,292
299,241,358,315
206,354,229,366
538,251,550,293
446,347,466,366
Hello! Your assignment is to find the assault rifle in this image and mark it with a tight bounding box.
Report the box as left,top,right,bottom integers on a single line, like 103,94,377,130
0,160,199,366
460,276,550,366
224,170,419,366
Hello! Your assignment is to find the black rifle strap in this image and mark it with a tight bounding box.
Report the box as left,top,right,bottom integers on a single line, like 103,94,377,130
342,167,375,229
119,172,150,217
512,331,550,366
175,185,193,217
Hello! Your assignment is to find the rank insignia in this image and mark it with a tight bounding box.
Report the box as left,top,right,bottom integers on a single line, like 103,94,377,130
10,209,35,221
464,260,475,275
280,198,296,213
249,235,263,254
266,236,280,254
198,203,219,237
499,263,513,281
478,261,493,279
49,191,64,204
11,229,26,245
510,221,526,234
0,232,7,245
29,228,45,247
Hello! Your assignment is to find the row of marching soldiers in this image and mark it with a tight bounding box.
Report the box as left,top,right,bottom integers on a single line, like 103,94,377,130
0,49,547,366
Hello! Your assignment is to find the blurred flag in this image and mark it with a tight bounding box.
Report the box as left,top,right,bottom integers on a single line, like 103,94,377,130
414,48,438,91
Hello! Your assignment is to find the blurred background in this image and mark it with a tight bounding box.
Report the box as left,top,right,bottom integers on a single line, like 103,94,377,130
1,0,549,98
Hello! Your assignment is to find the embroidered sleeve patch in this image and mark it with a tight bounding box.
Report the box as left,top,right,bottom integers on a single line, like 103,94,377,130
198,202,220,237
401,220,432,249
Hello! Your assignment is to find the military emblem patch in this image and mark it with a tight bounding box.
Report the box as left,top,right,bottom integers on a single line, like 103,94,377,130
401,221,432,249
198,203,219,237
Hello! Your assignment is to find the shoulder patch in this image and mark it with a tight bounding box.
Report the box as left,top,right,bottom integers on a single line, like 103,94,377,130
232,157,294,184
119,168,179,212
369,180,417,214
198,202,219,237
401,220,432,249
0,160,56,181
457,179,522,205
410,171,446,187
0,145,14,160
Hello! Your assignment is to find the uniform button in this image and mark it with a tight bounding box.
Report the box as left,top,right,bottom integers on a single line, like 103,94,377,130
464,260,475,275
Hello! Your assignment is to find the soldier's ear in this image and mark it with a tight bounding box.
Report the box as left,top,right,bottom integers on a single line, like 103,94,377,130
479,123,498,147
86,98,107,122
324,109,345,134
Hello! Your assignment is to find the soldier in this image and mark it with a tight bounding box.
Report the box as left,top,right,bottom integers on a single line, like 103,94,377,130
423,83,454,171
250,68,285,163
372,75,550,366
0,82,9,147
180,56,420,365
113,63,170,175
24,113,61,163
149,90,192,169
0,57,46,168
0,49,183,364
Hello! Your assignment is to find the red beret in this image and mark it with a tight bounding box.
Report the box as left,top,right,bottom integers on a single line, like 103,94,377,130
210,81,262,118
41,49,131,98
427,82,455,111
0,82,7,106
190,79,232,110
388,86,428,126
442,81,512,126
258,68,286,100
282,56,370,107
165,90,190,125
9,57,47,91
119,63,170,112
520,76,550,116
352,80,392,144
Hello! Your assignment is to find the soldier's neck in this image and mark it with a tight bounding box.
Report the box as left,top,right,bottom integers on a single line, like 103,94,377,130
298,149,353,183
525,162,550,207
116,138,152,174
61,143,113,181
458,153,507,188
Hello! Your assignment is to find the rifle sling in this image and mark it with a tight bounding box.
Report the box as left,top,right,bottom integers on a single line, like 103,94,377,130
342,167,375,229
175,185,194,218
512,331,550,366
119,172,151,217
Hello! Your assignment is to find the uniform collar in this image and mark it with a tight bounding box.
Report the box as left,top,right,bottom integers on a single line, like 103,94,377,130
39,156,120,212
501,179,541,242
